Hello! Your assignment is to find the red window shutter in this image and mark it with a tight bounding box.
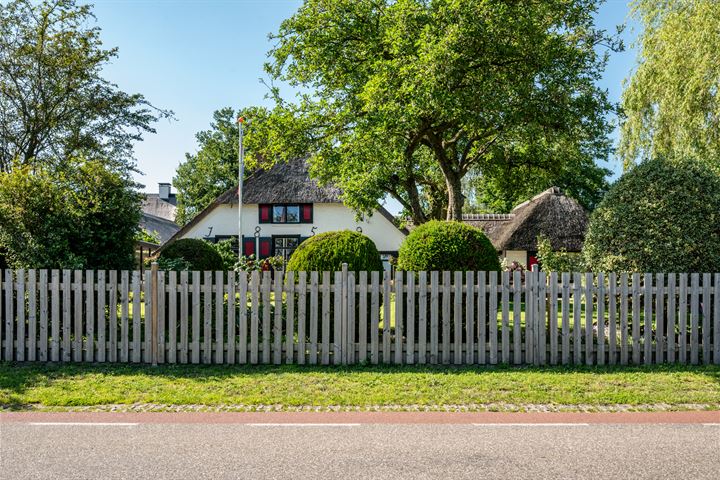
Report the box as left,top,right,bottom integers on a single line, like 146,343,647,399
243,238,255,257
259,237,271,258
259,204,271,223
301,204,313,222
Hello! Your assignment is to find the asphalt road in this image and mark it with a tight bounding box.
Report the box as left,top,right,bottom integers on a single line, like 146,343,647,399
1,418,719,479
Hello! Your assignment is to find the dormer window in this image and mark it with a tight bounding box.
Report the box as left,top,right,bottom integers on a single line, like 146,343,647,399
259,203,313,224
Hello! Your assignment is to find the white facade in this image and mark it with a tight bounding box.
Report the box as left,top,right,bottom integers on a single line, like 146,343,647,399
179,203,406,253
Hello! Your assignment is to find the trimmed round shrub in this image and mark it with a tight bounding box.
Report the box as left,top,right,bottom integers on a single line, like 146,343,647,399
159,238,224,271
397,220,501,272
583,157,720,273
286,231,383,272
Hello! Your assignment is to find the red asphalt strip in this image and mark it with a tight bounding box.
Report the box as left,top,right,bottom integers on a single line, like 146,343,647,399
1,411,718,424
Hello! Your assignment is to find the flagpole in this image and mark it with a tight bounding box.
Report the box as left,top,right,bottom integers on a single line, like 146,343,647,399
237,116,245,265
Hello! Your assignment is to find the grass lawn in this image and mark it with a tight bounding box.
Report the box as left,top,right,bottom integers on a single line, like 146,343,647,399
1,363,718,412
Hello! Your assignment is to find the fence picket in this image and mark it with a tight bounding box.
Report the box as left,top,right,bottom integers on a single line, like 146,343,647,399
501,271,510,364
454,271,463,365
39,270,48,362
382,270,391,364
442,271,451,365
655,273,664,364
144,270,152,363
477,271,486,365
359,271,368,364
17,269,25,361
512,270,520,365
538,271,547,365
202,271,212,365
227,272,236,365
239,272,249,364
96,271,106,363
464,271,473,364
131,271,141,363
216,271,225,365
549,272,558,365
321,271,331,365
407,272,416,364
119,272,129,361
643,273,653,365
334,271,342,365
573,272,582,365
702,273,711,364
85,270,94,363
73,270,83,362
526,270,535,364
585,272,593,366
488,271,498,365
620,273,629,365
347,271,355,364
430,271,439,364
690,273,699,365
62,270,71,362
28,270,37,362
284,271,294,365
168,271,177,364
51,270,60,362
180,271,190,364
608,272,617,365
309,271,318,365
631,273,641,365
250,271,260,364
110,271,119,363
667,273,676,363
276,271,287,365
561,272,570,365
370,271,380,364
679,273,688,364
297,272,306,365
597,272,605,366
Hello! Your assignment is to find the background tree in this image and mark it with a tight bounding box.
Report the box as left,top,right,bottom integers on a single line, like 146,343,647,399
173,106,270,225
261,0,618,223
583,156,720,273
0,0,171,173
0,159,142,269
620,0,720,170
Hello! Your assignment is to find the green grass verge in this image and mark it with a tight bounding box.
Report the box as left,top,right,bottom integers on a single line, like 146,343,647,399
1,363,718,412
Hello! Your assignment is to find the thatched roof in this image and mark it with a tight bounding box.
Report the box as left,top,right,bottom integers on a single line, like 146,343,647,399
216,157,342,204
461,214,513,248
139,213,180,244
491,187,588,252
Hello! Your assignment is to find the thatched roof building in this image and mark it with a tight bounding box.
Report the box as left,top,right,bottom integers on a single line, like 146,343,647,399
216,157,343,205
464,187,588,261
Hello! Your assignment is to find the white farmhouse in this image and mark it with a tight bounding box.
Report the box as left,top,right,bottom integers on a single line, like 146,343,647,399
165,158,407,269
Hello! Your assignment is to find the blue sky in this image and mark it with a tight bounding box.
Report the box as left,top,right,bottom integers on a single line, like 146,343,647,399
89,0,640,209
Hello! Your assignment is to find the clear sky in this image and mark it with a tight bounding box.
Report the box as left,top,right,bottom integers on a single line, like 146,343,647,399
88,0,640,209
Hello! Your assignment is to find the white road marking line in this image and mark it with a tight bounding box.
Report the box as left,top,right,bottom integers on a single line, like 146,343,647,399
472,423,590,427
247,423,361,427
29,422,138,426
702,423,720,426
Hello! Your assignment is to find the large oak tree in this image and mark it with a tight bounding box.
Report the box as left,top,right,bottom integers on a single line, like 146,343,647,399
261,0,618,222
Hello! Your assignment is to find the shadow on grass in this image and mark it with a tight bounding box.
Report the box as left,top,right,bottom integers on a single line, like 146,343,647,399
2,360,719,393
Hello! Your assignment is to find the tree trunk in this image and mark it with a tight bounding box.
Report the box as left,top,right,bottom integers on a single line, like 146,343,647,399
445,173,464,221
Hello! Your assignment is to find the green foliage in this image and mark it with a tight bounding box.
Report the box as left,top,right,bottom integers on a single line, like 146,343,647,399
620,0,720,172
0,159,141,269
286,231,383,272
136,229,162,244
261,0,618,221
536,235,586,273
173,106,271,225
0,0,171,174
235,255,285,272
583,157,720,273
159,239,224,272
156,257,191,272
208,239,238,271
397,221,500,272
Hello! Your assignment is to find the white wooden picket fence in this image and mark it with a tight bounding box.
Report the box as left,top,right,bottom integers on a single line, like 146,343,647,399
1,265,719,366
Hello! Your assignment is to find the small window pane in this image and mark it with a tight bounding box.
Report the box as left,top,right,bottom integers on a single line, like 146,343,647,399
287,238,299,248
286,205,300,223
273,206,285,223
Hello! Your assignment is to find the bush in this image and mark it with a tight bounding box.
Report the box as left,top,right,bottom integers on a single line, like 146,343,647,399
286,231,383,272
397,220,501,272
536,234,586,272
159,238,224,272
583,157,720,272
210,239,238,271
